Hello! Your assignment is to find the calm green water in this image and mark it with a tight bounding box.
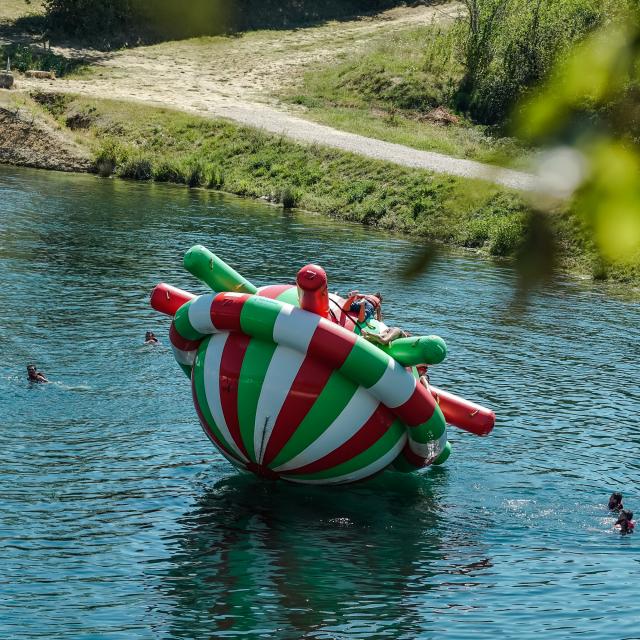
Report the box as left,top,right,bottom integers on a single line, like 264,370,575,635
1,165,639,639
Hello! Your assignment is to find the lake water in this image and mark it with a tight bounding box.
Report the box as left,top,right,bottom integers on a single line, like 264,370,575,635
1,165,639,639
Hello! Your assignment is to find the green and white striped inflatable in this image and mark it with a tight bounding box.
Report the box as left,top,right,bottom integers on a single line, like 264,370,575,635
151,245,454,485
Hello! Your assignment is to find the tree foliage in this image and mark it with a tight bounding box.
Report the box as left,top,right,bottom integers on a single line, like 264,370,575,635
457,0,619,125
517,8,640,277
43,0,137,40
43,0,409,44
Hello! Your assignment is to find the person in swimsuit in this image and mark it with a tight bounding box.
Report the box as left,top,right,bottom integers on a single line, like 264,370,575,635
27,364,48,383
608,492,624,512
145,331,159,344
342,291,408,345
341,291,383,323
362,326,410,346
615,509,635,534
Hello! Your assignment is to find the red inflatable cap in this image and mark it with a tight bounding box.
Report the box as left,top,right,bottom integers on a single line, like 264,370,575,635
150,283,196,316
296,264,330,318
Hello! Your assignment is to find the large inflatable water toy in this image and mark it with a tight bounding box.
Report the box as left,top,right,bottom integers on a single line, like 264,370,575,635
151,245,495,485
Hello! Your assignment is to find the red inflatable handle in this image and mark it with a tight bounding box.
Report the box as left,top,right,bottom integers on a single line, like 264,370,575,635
296,264,330,318
150,283,196,316
429,385,495,436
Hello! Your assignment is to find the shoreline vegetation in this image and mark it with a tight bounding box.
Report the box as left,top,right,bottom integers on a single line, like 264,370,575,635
1,90,616,287
0,0,638,289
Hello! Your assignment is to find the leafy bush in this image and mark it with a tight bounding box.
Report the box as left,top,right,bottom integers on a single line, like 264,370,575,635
461,218,491,247
293,0,624,131
0,44,83,77
185,160,207,187
279,186,299,209
457,0,621,124
43,0,137,43
118,155,153,180
488,215,524,255
42,0,408,46
32,92,71,117
207,166,225,189
514,6,640,278
153,160,184,183
95,139,128,177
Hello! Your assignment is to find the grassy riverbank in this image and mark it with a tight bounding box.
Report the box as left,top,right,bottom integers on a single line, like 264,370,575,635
3,90,638,285
30,93,543,242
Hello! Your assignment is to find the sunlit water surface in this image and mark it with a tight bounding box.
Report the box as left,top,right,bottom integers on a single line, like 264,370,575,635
1,165,639,639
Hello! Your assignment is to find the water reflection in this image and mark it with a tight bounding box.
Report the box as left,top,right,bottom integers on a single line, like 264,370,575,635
155,470,491,638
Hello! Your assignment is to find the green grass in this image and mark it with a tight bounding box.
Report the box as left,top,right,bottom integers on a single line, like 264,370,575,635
24,91,633,285
0,0,44,24
34,93,541,254
283,25,528,167
0,43,85,76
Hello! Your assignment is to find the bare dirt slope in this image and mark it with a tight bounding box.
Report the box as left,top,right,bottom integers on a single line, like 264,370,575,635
0,96,92,171
11,3,538,190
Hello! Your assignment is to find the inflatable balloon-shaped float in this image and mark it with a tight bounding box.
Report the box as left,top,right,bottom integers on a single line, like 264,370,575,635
151,245,495,485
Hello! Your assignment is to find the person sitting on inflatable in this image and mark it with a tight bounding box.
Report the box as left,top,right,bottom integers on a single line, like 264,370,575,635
341,290,382,323
341,291,409,345
362,326,410,346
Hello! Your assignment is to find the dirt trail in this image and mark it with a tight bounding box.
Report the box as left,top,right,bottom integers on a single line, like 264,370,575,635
14,3,539,190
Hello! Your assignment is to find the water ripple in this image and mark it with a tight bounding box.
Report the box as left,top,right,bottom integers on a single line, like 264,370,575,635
1,165,639,639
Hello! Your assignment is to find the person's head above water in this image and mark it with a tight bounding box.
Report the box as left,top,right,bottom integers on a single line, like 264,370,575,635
145,331,153,340
26,364,48,383
609,492,623,510
616,509,635,532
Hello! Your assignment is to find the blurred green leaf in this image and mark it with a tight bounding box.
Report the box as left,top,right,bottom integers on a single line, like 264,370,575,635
512,209,558,303
401,243,439,281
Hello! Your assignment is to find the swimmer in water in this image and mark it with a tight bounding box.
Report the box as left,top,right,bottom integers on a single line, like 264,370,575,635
26,364,48,384
615,509,635,534
608,492,624,512
145,331,159,345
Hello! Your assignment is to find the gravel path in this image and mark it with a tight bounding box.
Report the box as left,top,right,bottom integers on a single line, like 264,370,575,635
206,100,538,190
13,3,539,191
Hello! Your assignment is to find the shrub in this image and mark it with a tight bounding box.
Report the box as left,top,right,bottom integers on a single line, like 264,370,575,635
185,160,206,187
488,215,524,256
31,92,71,117
153,160,184,183
43,0,409,47
411,197,437,219
458,0,621,124
43,0,137,43
207,166,225,189
461,218,491,248
118,155,153,180
279,186,299,209
0,44,83,77
345,180,376,204
95,139,127,177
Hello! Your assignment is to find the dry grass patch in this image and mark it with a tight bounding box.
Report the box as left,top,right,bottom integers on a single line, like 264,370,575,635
0,0,44,24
